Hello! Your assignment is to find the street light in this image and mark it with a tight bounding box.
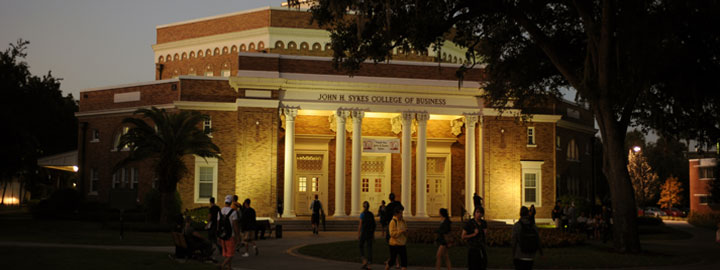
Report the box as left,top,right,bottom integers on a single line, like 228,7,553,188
632,146,641,153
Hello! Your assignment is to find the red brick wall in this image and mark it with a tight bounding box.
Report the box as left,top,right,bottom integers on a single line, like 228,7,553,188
79,82,180,112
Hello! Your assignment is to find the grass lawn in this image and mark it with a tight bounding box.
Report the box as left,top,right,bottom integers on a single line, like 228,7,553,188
0,247,215,270
297,239,696,268
0,217,173,246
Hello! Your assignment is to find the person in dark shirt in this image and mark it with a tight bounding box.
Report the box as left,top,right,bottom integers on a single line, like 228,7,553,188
384,193,403,242
358,201,376,270
552,201,562,229
378,200,387,237
473,192,483,212
435,208,452,270
207,197,222,253
182,215,214,260
462,207,488,270
240,198,258,257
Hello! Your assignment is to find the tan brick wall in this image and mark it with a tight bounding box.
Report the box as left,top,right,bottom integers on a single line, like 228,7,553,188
236,108,279,217
481,117,556,220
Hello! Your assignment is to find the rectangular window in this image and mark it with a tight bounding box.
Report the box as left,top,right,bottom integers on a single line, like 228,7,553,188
221,69,231,77
362,178,369,192
91,129,100,142
699,167,715,179
527,127,536,146
299,177,307,192
699,195,710,205
129,167,139,190
311,177,319,192
375,178,382,193
521,161,544,206
89,168,99,194
205,71,214,77
198,167,213,198
194,156,218,203
203,117,212,137
112,168,127,189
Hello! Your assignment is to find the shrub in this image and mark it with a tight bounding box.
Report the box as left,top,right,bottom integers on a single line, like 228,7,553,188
406,225,584,248
636,216,664,226
687,211,720,230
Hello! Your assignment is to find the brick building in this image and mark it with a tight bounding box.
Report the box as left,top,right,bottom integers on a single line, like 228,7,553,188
688,152,718,213
76,6,595,221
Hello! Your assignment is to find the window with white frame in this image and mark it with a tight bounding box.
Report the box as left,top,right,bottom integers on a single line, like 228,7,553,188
699,167,715,179
203,116,212,137
194,156,218,203
89,168,99,194
521,161,544,206
698,194,711,205
527,127,536,146
130,167,139,190
567,139,579,161
205,70,214,77
91,129,100,142
221,69,231,77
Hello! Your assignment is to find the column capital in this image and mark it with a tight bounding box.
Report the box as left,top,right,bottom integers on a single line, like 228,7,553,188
351,109,365,120
464,114,479,128
281,106,299,120
416,111,430,122
401,111,415,121
336,108,351,119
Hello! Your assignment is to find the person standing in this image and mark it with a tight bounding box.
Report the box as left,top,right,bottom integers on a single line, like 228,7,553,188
528,204,537,225
309,194,324,235
241,198,259,257
383,193,403,242
473,192,483,211
462,207,488,270
386,206,407,270
218,195,239,270
511,206,543,270
552,201,561,229
358,201,376,270
378,200,387,237
435,208,452,270
231,194,243,252
207,197,222,253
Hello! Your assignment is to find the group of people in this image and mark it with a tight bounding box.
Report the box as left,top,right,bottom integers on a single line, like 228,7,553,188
353,193,543,270
208,195,259,270
552,201,612,242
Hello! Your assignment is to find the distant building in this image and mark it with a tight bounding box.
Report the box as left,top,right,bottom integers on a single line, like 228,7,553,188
75,6,595,220
688,152,718,213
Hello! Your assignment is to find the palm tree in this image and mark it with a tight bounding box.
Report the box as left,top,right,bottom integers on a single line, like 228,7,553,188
116,107,220,222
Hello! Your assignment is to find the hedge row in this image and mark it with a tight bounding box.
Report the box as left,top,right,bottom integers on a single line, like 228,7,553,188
687,211,720,230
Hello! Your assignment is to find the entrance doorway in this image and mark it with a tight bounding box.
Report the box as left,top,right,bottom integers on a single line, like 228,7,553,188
360,153,391,212
294,152,328,216
426,155,450,217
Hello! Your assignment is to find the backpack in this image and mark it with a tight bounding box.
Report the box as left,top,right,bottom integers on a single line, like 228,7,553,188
519,222,539,253
217,209,235,240
361,211,376,237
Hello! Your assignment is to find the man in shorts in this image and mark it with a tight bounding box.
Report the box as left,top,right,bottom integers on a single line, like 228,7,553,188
218,195,239,270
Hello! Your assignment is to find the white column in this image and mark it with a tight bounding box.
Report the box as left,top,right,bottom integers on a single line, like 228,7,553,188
334,109,350,217
477,117,484,204
350,110,364,216
464,114,479,215
401,112,414,215
282,107,298,217
415,112,429,218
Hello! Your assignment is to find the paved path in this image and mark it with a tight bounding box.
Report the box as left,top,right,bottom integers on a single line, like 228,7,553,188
1,221,718,270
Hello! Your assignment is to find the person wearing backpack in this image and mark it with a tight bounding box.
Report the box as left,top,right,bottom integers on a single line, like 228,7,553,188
386,206,407,270
309,194,324,235
511,206,543,270
217,195,239,270
358,201,376,270
462,207,487,270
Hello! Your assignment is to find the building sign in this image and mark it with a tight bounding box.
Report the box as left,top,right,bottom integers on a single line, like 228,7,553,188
318,93,446,105
363,139,400,153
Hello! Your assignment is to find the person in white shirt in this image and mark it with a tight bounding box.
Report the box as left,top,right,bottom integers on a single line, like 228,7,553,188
218,195,239,270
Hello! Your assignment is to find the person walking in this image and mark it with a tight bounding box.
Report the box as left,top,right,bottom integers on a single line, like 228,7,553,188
217,195,239,270
462,207,488,270
358,201,376,270
207,197,222,253
241,198,259,257
383,193,403,242
309,194,324,235
378,200,387,237
435,208,452,270
511,206,543,270
386,206,407,270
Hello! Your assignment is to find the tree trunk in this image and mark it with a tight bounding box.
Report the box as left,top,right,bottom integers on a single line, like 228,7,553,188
1,180,8,205
595,103,642,253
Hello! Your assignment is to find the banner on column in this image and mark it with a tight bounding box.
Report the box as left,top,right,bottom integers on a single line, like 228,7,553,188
362,139,400,153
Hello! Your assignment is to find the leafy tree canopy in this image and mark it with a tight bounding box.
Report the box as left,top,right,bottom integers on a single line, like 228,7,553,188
0,39,78,179
296,0,720,252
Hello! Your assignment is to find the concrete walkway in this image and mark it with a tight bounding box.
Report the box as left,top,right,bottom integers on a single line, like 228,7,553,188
1,221,718,270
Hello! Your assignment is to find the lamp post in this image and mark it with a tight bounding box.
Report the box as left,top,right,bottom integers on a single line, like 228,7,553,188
632,146,641,153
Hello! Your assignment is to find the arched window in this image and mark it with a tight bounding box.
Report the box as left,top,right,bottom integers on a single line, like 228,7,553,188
198,50,204,57
181,52,187,60
189,51,195,58
567,139,579,161
166,54,172,61
113,126,130,151
205,49,212,56
231,45,237,53
213,48,220,56
173,54,179,61
240,44,247,51
300,42,309,50
158,56,164,62
287,41,297,50
275,41,285,49
257,41,265,50
312,42,321,51
222,46,228,54
324,43,331,51
249,42,256,51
